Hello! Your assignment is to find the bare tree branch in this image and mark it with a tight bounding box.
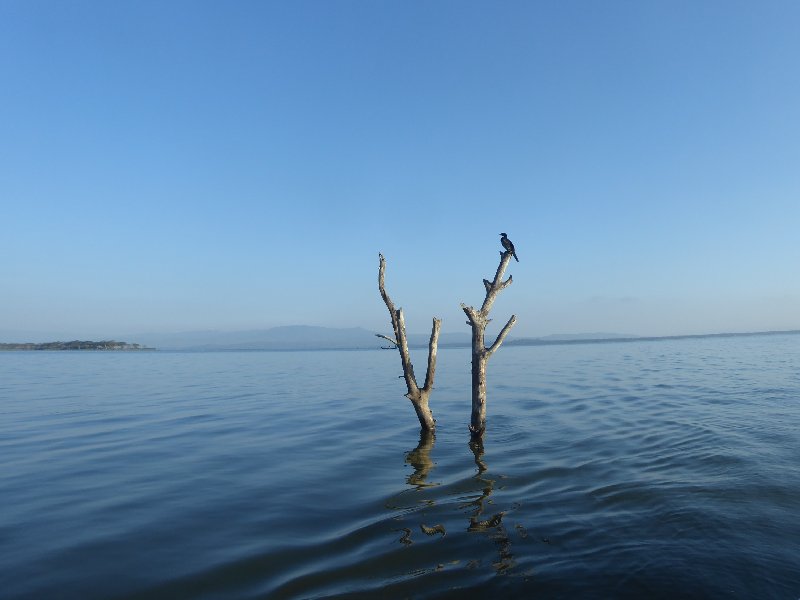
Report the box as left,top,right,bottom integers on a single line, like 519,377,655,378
487,314,517,357
480,250,514,315
395,308,420,397
461,302,480,325
462,247,518,437
375,333,399,348
378,253,440,431
423,317,441,392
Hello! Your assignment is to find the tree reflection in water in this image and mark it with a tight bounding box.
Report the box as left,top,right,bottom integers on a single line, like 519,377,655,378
467,437,515,573
386,431,521,576
388,429,440,545
405,429,437,489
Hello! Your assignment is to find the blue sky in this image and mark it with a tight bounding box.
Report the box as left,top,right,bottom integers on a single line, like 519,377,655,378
2,1,798,339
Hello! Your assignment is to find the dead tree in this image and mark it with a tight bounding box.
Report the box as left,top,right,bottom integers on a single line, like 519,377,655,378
461,247,517,437
378,253,441,431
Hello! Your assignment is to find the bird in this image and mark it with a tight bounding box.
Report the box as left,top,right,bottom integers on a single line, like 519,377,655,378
499,233,518,262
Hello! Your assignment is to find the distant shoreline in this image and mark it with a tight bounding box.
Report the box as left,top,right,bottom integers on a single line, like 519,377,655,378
1,329,797,352
0,341,155,351
505,328,800,348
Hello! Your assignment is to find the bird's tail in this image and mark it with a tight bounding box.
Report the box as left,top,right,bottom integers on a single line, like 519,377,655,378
513,251,519,262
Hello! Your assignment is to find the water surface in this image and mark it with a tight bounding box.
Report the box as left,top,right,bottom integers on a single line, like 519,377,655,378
2,334,799,598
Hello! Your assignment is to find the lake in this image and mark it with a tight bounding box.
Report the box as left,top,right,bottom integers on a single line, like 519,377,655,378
1,333,799,598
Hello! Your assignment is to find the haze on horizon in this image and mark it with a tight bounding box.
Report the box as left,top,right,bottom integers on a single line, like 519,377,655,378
2,2,798,342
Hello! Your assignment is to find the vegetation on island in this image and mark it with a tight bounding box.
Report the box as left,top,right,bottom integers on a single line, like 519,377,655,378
0,340,154,351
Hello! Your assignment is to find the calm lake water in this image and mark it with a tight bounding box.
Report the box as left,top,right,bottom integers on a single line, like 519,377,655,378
2,334,799,599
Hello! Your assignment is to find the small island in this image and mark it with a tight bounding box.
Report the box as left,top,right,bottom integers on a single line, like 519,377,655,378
0,340,155,351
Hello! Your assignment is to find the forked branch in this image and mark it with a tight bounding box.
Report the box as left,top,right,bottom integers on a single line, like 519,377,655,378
378,253,441,431
487,314,517,357
461,247,518,437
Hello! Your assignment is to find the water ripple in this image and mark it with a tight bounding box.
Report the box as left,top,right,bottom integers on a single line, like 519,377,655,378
2,336,800,598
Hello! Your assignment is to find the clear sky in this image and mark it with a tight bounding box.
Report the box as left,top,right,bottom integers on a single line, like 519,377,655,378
2,1,799,340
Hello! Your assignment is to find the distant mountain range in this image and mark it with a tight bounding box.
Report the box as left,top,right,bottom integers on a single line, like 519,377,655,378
125,326,474,351
122,326,374,351
125,327,800,351
142,327,798,351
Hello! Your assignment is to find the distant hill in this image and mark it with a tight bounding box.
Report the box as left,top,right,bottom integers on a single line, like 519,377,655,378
401,332,472,348
130,326,376,350
128,326,474,351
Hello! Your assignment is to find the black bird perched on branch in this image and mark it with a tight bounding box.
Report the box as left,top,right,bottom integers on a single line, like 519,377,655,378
499,233,518,262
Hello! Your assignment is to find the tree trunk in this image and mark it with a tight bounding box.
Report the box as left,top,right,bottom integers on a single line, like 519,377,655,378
378,253,441,431
461,249,517,437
